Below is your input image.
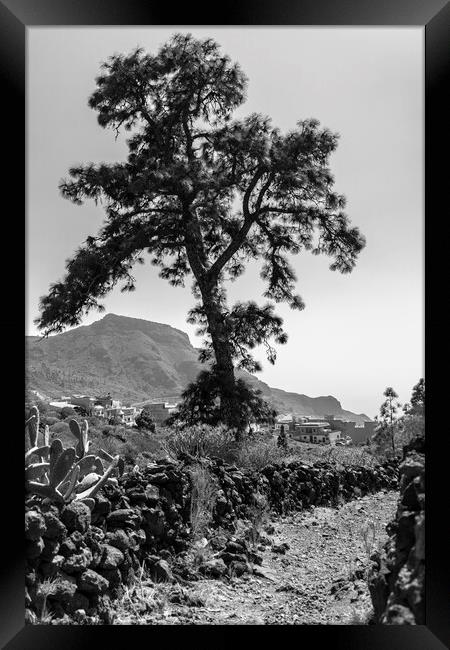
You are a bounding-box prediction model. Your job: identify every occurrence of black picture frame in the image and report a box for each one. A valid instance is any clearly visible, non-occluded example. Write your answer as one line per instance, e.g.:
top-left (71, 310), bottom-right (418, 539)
top-left (1, 0), bottom-right (448, 647)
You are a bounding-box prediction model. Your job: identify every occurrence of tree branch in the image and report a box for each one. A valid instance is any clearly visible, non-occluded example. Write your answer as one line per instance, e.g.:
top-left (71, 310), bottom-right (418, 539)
top-left (208, 168), bottom-right (265, 278)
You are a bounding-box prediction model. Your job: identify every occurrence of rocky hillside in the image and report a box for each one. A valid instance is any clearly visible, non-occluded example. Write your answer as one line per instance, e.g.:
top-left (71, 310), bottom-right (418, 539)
top-left (26, 313), bottom-right (370, 423)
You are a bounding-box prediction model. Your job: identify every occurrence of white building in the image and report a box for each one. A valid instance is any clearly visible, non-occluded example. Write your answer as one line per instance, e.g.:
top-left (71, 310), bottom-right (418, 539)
top-left (291, 421), bottom-right (342, 444)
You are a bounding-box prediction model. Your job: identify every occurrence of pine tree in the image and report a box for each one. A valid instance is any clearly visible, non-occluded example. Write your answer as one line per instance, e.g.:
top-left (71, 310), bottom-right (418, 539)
top-left (277, 424), bottom-right (289, 451)
top-left (403, 378), bottom-right (425, 417)
top-left (35, 34), bottom-right (365, 437)
top-left (377, 387), bottom-right (402, 455)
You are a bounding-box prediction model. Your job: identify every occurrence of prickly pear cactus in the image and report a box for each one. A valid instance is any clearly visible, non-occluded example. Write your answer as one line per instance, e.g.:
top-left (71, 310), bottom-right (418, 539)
top-left (25, 405), bottom-right (121, 504)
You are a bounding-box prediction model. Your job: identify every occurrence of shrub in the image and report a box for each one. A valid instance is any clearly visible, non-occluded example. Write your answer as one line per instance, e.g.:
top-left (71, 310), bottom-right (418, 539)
top-left (163, 424), bottom-right (237, 462)
top-left (60, 407), bottom-right (77, 419)
top-left (135, 408), bottom-right (156, 433)
top-left (46, 410), bottom-right (61, 420)
top-left (235, 439), bottom-right (286, 470)
top-left (94, 434), bottom-right (122, 458)
top-left (42, 416), bottom-right (59, 428)
top-left (49, 421), bottom-right (70, 436)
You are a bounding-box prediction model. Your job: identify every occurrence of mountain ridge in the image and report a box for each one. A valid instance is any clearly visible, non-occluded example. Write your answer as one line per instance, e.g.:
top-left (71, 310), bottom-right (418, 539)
top-left (26, 313), bottom-right (371, 423)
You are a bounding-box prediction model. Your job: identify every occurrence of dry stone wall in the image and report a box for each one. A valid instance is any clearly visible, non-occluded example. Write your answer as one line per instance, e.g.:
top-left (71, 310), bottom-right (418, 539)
top-left (368, 435), bottom-right (425, 624)
top-left (25, 456), bottom-right (399, 623)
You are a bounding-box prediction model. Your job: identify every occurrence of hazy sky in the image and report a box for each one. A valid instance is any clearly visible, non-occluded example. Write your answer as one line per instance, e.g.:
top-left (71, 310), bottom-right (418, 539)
top-left (27, 27), bottom-right (424, 417)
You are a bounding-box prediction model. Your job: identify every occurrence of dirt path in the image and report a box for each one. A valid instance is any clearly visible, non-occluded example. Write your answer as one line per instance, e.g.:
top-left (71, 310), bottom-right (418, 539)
top-left (117, 490), bottom-right (398, 625)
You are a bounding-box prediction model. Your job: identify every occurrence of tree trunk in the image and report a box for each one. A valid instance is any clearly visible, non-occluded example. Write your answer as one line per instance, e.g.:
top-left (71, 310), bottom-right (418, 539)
top-left (199, 278), bottom-right (246, 439)
top-left (182, 207), bottom-right (246, 439)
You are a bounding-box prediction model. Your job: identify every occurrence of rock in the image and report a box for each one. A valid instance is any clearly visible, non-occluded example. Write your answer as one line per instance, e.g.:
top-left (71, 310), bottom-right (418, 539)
top-left (145, 472), bottom-right (171, 485)
top-left (247, 551), bottom-right (263, 566)
top-left (25, 569), bottom-right (36, 589)
top-left (150, 559), bottom-right (173, 583)
top-left (99, 544), bottom-right (125, 570)
top-left (60, 501), bottom-right (91, 534)
top-left (215, 495), bottom-right (229, 516)
top-left (142, 507), bottom-right (166, 537)
top-left (26, 537), bottom-right (44, 559)
top-left (98, 567), bottom-right (121, 587)
top-left (272, 544), bottom-right (287, 555)
top-left (127, 488), bottom-right (147, 505)
top-left (73, 608), bottom-right (87, 622)
top-left (210, 534), bottom-right (228, 551)
top-left (92, 493), bottom-right (111, 519)
top-left (106, 508), bottom-right (140, 530)
top-left (62, 548), bottom-right (93, 574)
top-left (25, 511), bottom-right (46, 541)
top-left (199, 558), bottom-right (227, 578)
top-left (59, 537), bottom-right (78, 558)
top-left (145, 484), bottom-right (160, 505)
top-left (220, 552), bottom-right (248, 565)
top-left (229, 560), bottom-right (250, 577)
top-left (383, 603), bottom-right (417, 625)
top-left (40, 554), bottom-right (65, 579)
top-left (129, 528), bottom-right (147, 550)
top-left (225, 540), bottom-right (246, 554)
top-left (89, 526), bottom-right (105, 542)
top-left (78, 569), bottom-right (109, 595)
top-left (42, 511), bottom-right (67, 542)
top-left (67, 592), bottom-right (90, 614)
top-left (41, 537), bottom-right (60, 560)
top-left (46, 578), bottom-right (77, 606)
top-left (252, 565), bottom-right (277, 581)
top-left (105, 529), bottom-right (131, 551)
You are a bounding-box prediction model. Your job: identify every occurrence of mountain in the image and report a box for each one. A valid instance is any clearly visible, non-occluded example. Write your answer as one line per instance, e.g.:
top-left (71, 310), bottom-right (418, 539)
top-left (26, 313), bottom-right (371, 423)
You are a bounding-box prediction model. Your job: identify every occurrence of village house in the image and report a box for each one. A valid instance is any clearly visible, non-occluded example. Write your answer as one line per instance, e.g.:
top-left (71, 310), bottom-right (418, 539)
top-left (49, 400), bottom-right (79, 412)
top-left (140, 401), bottom-right (178, 425)
top-left (291, 421), bottom-right (342, 444)
top-left (274, 415), bottom-right (293, 431)
top-left (121, 407), bottom-right (137, 426)
top-left (324, 415), bottom-right (376, 444)
top-left (51, 393), bottom-right (138, 426)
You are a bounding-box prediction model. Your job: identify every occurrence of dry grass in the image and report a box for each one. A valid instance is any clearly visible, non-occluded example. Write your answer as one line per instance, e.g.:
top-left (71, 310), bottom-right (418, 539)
top-left (34, 577), bottom-right (59, 624)
top-left (244, 492), bottom-right (271, 548)
top-left (111, 564), bottom-right (171, 623)
top-left (189, 464), bottom-right (218, 540)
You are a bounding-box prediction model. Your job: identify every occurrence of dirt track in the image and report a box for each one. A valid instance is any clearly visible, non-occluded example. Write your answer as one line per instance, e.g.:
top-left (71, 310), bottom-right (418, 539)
top-left (116, 490), bottom-right (398, 625)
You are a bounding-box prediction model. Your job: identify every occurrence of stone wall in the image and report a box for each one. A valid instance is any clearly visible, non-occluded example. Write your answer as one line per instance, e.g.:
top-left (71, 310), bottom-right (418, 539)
top-left (368, 435), bottom-right (425, 624)
top-left (25, 456), bottom-right (399, 623)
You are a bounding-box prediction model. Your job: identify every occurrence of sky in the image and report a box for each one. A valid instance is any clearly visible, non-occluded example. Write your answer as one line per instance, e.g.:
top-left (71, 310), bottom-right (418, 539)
top-left (27, 27), bottom-right (424, 418)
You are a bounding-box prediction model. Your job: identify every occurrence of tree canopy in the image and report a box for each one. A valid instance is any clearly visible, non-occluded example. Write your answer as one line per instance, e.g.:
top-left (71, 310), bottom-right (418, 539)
top-left (135, 407), bottom-right (156, 432)
top-left (403, 378), bottom-right (425, 417)
top-left (35, 33), bottom-right (366, 434)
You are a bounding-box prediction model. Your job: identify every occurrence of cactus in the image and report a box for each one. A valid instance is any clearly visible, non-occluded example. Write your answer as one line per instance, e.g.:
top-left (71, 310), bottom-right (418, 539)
top-left (26, 406), bottom-right (40, 448)
top-left (73, 455), bottom-right (119, 501)
top-left (25, 445), bottom-right (50, 463)
top-left (25, 462), bottom-right (49, 481)
top-left (25, 405), bottom-right (122, 505)
top-left (68, 419), bottom-right (90, 458)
